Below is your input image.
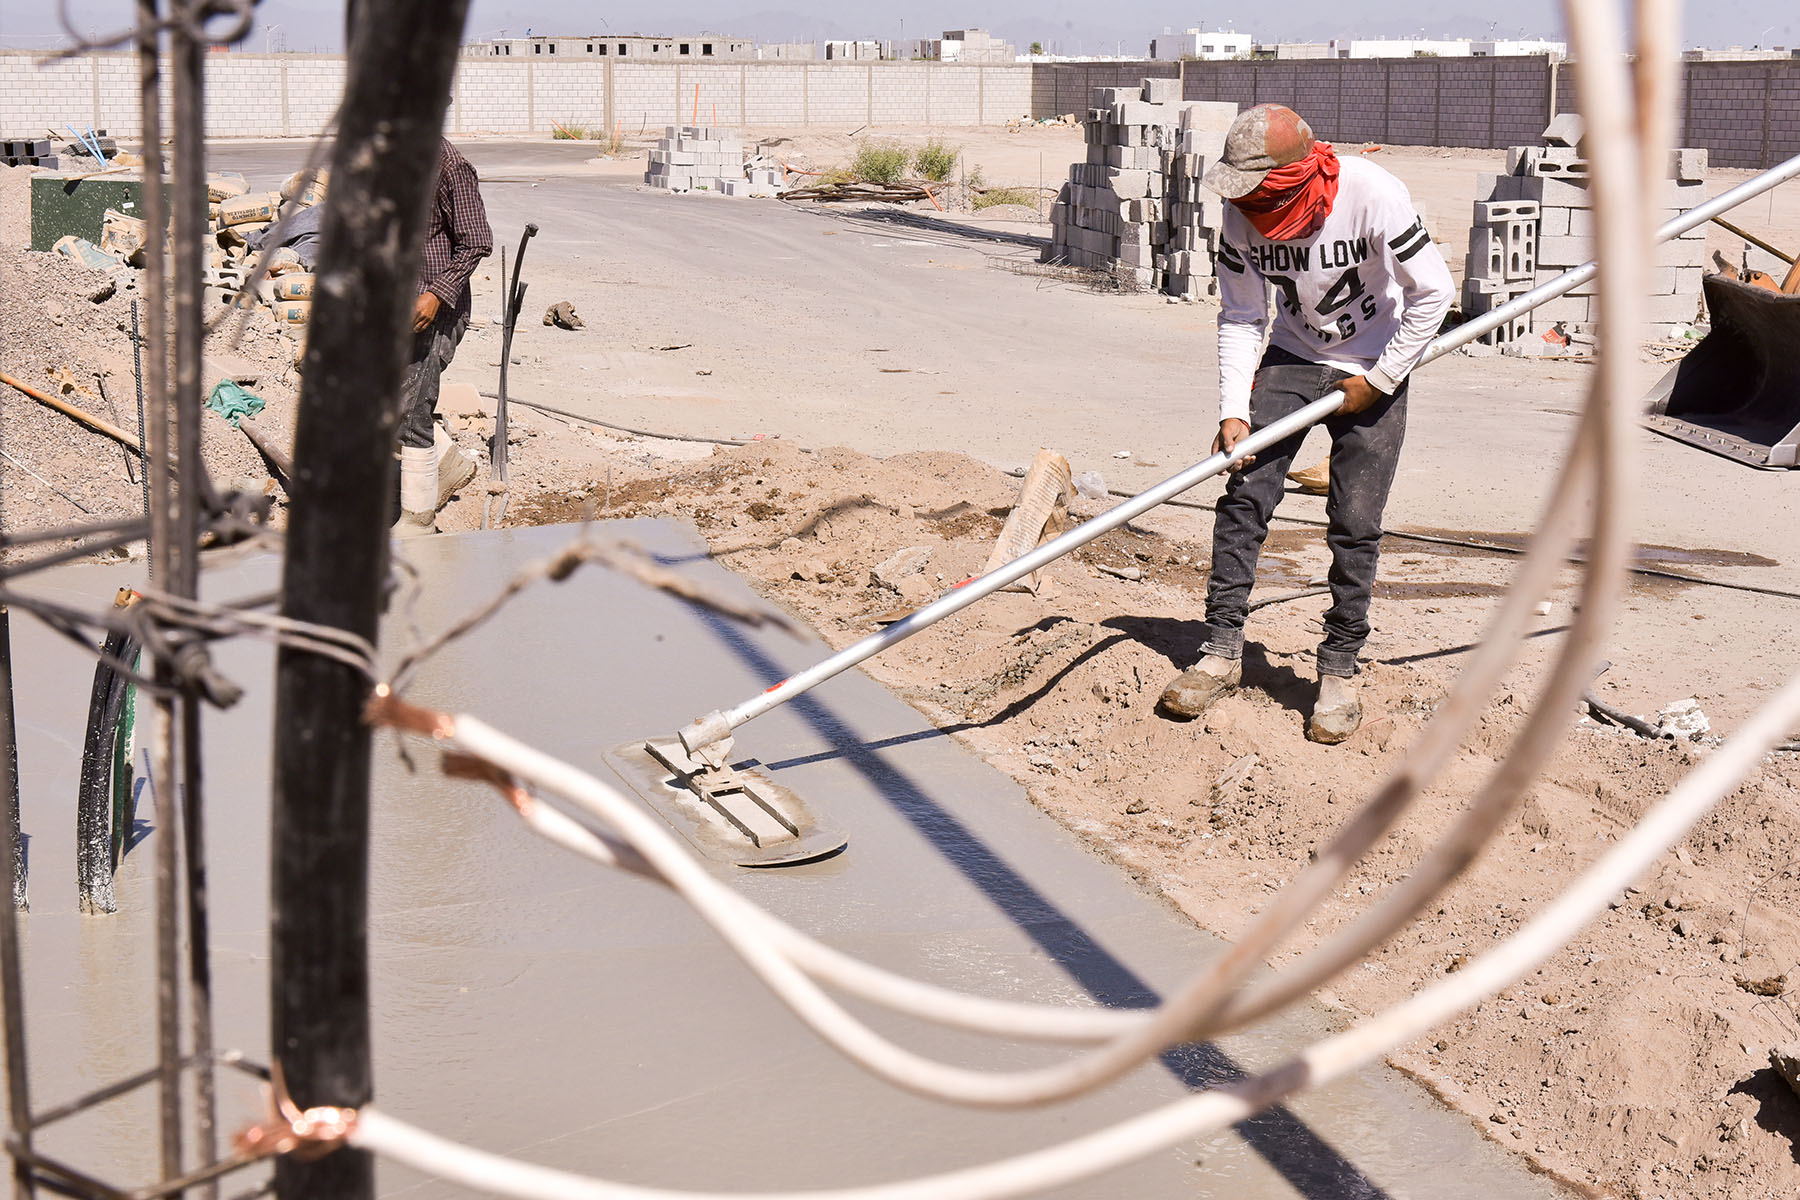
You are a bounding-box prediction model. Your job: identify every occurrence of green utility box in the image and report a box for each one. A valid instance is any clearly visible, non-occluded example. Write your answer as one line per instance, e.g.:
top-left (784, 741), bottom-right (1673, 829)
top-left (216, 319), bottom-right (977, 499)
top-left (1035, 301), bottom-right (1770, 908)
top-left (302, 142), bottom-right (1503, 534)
top-left (29, 174), bottom-right (167, 251)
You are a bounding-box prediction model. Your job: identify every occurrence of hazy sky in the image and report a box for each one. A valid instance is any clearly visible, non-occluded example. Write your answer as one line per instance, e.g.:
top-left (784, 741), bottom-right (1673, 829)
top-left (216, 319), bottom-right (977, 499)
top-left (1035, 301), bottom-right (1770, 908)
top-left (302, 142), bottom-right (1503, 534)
top-left (2, 1), bottom-right (1796, 55)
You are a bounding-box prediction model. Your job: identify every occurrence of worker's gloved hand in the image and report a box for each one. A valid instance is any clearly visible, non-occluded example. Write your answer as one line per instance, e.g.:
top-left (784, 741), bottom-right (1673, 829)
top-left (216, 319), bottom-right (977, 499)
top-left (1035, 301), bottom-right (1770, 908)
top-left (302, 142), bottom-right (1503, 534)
top-left (1339, 374), bottom-right (1382, 416)
top-left (412, 291), bottom-right (442, 333)
top-left (1213, 418), bottom-right (1254, 470)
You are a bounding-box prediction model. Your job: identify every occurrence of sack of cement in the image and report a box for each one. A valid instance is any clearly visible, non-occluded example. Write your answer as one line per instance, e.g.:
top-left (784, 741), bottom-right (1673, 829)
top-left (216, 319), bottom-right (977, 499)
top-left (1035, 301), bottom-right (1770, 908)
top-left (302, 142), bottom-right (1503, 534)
top-left (99, 207), bottom-right (148, 264)
top-left (52, 235), bottom-right (122, 271)
top-left (218, 192), bottom-right (280, 227)
top-left (984, 448), bottom-right (1074, 594)
top-left (272, 299), bottom-right (311, 326)
top-left (272, 273), bottom-right (314, 301)
top-left (207, 172), bottom-right (249, 202)
top-left (262, 246), bottom-right (306, 275)
top-left (279, 168), bottom-right (329, 207)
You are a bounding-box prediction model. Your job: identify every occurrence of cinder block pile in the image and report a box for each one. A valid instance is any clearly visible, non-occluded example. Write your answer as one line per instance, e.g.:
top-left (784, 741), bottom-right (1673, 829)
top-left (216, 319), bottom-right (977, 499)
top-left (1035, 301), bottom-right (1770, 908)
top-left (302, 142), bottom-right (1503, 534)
top-left (645, 125), bottom-right (751, 194)
top-left (1463, 113), bottom-right (1708, 348)
top-left (1, 138), bottom-right (58, 169)
top-left (1046, 79), bottom-right (1235, 298)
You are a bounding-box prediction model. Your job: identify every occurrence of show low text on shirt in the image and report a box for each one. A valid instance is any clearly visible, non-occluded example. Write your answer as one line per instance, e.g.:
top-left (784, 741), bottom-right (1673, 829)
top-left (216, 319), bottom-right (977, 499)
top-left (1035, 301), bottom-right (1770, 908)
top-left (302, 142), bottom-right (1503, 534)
top-left (1214, 155), bottom-right (1455, 425)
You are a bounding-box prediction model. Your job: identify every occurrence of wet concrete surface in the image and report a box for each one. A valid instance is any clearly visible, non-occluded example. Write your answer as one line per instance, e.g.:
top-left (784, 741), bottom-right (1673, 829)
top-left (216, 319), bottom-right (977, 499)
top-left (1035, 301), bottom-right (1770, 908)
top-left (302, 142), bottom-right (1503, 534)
top-left (2, 519), bottom-right (1567, 1197)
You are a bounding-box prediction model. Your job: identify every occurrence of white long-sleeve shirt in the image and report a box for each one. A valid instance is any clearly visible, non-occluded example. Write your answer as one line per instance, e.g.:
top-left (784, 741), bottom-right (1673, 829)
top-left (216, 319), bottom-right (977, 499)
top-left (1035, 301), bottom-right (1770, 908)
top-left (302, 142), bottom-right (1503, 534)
top-left (1214, 156), bottom-right (1454, 424)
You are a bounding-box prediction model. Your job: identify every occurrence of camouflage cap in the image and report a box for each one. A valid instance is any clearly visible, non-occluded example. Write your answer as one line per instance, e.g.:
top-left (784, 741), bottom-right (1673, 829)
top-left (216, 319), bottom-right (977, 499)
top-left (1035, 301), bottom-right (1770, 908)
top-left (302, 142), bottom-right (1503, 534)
top-left (1201, 104), bottom-right (1317, 200)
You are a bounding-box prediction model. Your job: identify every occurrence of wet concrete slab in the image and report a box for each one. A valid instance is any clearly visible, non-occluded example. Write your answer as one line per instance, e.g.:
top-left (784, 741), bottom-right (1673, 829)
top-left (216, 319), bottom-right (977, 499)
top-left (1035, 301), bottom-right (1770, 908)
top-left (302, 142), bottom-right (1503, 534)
top-left (4, 519), bottom-right (1566, 1197)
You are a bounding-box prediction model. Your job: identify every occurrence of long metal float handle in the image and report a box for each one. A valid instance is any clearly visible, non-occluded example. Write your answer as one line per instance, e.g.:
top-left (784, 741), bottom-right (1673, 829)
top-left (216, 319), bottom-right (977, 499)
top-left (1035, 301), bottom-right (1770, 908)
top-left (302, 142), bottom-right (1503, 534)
top-left (678, 151), bottom-right (1800, 754)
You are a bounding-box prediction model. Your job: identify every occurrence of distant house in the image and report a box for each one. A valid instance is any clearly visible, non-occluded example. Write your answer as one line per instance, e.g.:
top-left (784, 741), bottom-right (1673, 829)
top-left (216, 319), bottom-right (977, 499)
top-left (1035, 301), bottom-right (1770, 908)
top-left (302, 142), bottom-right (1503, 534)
top-left (464, 34), bottom-right (755, 60)
top-left (823, 40), bottom-right (882, 61)
top-left (1150, 29), bottom-right (1253, 61)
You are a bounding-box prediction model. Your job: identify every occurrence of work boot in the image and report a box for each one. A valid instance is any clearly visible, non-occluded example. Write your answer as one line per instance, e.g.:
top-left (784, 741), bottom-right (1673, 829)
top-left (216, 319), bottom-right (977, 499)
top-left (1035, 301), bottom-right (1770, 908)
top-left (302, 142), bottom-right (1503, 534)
top-left (1307, 674), bottom-right (1362, 744)
top-left (1157, 654), bottom-right (1242, 720)
top-left (394, 444), bottom-right (438, 538)
top-left (435, 435), bottom-right (477, 509)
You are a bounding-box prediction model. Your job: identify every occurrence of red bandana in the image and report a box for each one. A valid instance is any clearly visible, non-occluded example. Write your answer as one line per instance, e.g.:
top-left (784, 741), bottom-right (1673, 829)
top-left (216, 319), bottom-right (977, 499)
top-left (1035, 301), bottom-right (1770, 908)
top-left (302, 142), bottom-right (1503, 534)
top-left (1232, 141), bottom-right (1341, 241)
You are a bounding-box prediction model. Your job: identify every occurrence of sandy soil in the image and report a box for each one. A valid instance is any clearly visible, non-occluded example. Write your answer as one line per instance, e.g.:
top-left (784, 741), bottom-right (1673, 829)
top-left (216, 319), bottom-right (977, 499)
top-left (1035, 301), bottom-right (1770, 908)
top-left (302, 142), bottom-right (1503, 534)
top-left (504, 435), bottom-right (1800, 1200)
top-left (0, 166), bottom-right (308, 565)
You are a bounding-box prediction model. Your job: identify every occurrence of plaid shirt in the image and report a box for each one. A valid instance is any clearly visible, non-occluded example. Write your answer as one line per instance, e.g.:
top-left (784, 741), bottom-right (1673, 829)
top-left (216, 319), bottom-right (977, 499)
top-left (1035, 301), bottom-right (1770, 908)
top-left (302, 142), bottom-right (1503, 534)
top-left (418, 139), bottom-right (492, 319)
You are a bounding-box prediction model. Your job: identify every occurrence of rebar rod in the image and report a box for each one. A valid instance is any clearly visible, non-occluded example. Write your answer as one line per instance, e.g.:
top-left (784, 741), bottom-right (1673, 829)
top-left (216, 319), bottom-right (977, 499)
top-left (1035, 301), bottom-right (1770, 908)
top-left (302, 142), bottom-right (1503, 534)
top-left (132, 0), bottom-right (184, 1182)
top-left (132, 301), bottom-right (152, 577)
top-left (168, 6), bottom-right (219, 1188)
top-left (677, 147), bottom-right (1800, 754)
top-left (269, 3), bottom-right (471, 1197)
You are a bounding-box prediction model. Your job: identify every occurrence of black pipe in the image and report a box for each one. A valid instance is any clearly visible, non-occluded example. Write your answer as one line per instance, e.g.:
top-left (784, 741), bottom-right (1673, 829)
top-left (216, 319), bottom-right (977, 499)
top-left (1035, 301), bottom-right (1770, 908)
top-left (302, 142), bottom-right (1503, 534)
top-left (76, 628), bottom-right (136, 915)
top-left (269, 5), bottom-right (469, 1198)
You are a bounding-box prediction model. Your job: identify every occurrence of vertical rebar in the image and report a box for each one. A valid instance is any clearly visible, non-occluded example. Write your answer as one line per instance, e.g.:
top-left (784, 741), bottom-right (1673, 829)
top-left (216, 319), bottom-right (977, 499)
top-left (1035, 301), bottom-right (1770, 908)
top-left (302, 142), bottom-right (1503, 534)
top-left (168, 4), bottom-right (218, 1188)
top-left (0, 610), bottom-right (34, 1200)
top-left (134, 0), bottom-right (183, 1184)
top-left (270, 4), bottom-right (470, 1197)
top-left (131, 301), bottom-right (152, 579)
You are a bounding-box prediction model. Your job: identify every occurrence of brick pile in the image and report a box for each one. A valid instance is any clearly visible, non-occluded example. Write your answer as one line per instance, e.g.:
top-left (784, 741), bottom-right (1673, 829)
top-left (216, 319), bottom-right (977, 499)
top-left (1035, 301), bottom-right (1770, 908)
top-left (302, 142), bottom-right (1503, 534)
top-left (1046, 79), bottom-right (1236, 298)
top-left (1463, 114), bottom-right (1708, 349)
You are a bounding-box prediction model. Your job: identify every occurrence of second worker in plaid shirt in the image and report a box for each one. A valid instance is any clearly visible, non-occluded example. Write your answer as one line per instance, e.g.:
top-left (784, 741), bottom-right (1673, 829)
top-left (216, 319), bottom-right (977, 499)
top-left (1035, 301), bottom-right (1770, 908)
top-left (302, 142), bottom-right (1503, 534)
top-left (395, 138), bottom-right (493, 536)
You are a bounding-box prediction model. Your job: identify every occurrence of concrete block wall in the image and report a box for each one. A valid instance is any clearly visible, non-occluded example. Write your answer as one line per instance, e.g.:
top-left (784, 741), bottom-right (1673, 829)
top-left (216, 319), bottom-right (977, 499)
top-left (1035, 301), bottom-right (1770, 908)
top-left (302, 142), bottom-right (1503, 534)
top-left (982, 67), bottom-right (1033, 120)
top-left (873, 64), bottom-right (931, 124)
top-left (3, 50), bottom-right (1792, 157)
top-left (805, 64), bottom-right (869, 124)
top-left (532, 62), bottom-right (604, 131)
top-left (613, 64), bottom-right (681, 130)
top-left (283, 57), bottom-right (346, 136)
top-left (1, 51), bottom-right (1063, 139)
top-left (204, 55), bottom-right (285, 137)
top-left (680, 65), bottom-right (748, 126)
top-left (95, 57), bottom-right (143, 137)
top-left (1169, 56), bottom-right (1558, 150)
top-left (0, 54), bottom-right (104, 141)
top-left (931, 67), bottom-right (982, 125)
top-left (743, 65), bottom-right (807, 125)
top-left (1031, 62), bottom-right (1179, 118)
top-left (1556, 58), bottom-right (1800, 169)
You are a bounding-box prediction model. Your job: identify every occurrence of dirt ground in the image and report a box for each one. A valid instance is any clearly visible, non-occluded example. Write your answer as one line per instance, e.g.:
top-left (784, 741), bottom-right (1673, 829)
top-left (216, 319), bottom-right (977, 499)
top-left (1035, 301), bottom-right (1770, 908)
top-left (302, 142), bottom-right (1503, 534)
top-left (8, 134), bottom-right (1800, 1199)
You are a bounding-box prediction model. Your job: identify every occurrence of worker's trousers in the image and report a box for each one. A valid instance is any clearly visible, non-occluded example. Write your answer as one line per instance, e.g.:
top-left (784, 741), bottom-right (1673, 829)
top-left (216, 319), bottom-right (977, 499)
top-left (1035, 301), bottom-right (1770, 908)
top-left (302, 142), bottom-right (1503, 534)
top-left (1197, 345), bottom-right (1408, 678)
top-left (398, 309), bottom-right (468, 450)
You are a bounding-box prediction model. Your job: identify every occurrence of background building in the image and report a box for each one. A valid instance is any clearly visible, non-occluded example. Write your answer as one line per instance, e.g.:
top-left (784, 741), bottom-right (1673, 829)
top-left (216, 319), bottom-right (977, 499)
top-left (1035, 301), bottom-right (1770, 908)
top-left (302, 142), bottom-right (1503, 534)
top-left (464, 34), bottom-right (755, 60)
top-left (1150, 29), bottom-right (1253, 61)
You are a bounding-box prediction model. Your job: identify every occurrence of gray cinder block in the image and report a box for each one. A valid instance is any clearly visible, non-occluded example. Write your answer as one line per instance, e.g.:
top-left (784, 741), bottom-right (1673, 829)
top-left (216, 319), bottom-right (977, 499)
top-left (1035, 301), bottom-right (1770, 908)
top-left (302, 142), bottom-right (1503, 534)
top-left (1141, 77), bottom-right (1182, 105)
top-left (1542, 112), bottom-right (1585, 147)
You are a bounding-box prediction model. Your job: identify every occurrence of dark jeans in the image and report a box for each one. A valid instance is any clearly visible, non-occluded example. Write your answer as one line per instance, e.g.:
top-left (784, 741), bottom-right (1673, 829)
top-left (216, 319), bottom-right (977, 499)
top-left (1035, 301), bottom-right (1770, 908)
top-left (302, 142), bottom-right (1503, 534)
top-left (398, 310), bottom-right (467, 450)
top-left (1199, 345), bottom-right (1408, 678)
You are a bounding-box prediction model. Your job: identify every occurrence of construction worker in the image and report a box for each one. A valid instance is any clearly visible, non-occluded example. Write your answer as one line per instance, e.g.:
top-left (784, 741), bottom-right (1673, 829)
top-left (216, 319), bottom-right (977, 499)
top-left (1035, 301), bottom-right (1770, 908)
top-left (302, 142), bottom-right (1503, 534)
top-left (395, 137), bottom-right (492, 536)
top-left (1159, 104), bottom-right (1453, 743)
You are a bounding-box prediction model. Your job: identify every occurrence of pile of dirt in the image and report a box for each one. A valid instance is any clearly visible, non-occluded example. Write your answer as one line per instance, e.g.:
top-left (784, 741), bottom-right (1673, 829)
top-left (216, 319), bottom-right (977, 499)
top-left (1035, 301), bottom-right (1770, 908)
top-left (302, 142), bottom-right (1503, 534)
top-left (514, 437), bottom-right (1800, 1200)
top-left (0, 166), bottom-right (308, 563)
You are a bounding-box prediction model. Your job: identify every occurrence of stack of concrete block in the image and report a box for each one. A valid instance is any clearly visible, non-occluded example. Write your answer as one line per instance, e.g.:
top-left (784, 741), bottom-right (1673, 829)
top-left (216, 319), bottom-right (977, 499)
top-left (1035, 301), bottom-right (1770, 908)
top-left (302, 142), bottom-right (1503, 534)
top-left (645, 125), bottom-right (746, 194)
top-left (1, 138), bottom-right (57, 169)
top-left (1465, 113), bottom-right (1708, 346)
top-left (1162, 102), bottom-right (1235, 298)
top-left (1460, 197), bottom-right (1541, 344)
top-left (1046, 78), bottom-right (1235, 298)
top-left (721, 155), bottom-right (782, 198)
